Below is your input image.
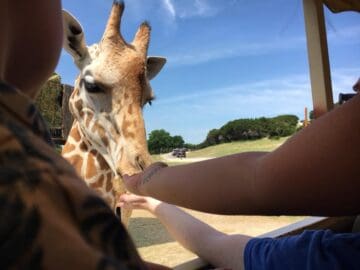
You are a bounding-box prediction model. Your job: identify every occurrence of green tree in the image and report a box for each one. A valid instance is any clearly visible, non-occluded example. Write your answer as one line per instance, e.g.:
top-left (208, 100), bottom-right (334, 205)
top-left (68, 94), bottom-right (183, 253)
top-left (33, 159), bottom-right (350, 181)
top-left (35, 73), bottom-right (62, 127)
top-left (148, 129), bottom-right (173, 154)
top-left (309, 110), bottom-right (314, 120)
top-left (171, 135), bottom-right (185, 148)
top-left (272, 114), bottom-right (299, 127)
top-left (206, 129), bottom-right (221, 146)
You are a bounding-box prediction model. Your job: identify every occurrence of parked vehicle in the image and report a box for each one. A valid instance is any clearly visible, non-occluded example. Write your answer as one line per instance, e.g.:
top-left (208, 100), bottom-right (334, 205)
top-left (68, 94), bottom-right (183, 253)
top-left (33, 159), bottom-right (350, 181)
top-left (172, 148), bottom-right (187, 158)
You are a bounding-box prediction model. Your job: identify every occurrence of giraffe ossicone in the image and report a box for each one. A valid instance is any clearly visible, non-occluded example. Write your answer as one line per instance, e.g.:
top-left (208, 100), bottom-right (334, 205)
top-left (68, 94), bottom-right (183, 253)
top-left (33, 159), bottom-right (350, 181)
top-left (61, 1), bottom-right (166, 226)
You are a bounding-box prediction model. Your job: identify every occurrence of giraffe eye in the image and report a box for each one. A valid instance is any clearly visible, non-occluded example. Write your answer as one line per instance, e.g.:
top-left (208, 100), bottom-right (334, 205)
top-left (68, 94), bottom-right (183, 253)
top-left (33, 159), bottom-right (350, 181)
top-left (83, 80), bottom-right (103, 93)
top-left (147, 96), bottom-right (155, 106)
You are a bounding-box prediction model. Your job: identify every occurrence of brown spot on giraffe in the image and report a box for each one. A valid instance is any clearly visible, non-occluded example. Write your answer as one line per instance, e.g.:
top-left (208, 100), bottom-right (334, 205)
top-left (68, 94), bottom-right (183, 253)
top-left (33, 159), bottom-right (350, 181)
top-left (79, 141), bottom-right (88, 152)
top-left (122, 119), bottom-right (131, 130)
top-left (90, 174), bottom-right (104, 189)
top-left (106, 171), bottom-right (113, 181)
top-left (105, 176), bottom-right (112, 192)
top-left (97, 153), bottom-right (109, 170)
top-left (91, 122), bottom-right (101, 133)
top-left (69, 124), bottom-right (82, 142)
top-left (102, 137), bottom-right (109, 147)
top-left (93, 124), bottom-right (109, 147)
top-left (75, 99), bottom-right (83, 112)
top-left (66, 155), bottom-right (83, 174)
top-left (62, 142), bottom-right (75, 153)
top-left (132, 120), bottom-right (138, 128)
top-left (110, 127), bottom-right (118, 140)
top-left (125, 131), bottom-right (135, 139)
top-left (127, 104), bottom-right (133, 115)
top-left (122, 119), bottom-right (136, 139)
top-left (85, 153), bottom-right (97, 179)
top-left (105, 115), bottom-right (112, 122)
top-left (85, 111), bottom-right (94, 127)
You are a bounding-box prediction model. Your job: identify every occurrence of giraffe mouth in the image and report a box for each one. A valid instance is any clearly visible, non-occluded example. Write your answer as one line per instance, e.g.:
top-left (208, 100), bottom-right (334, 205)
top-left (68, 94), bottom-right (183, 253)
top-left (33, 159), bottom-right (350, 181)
top-left (116, 156), bottom-right (147, 177)
top-left (135, 155), bottom-right (146, 172)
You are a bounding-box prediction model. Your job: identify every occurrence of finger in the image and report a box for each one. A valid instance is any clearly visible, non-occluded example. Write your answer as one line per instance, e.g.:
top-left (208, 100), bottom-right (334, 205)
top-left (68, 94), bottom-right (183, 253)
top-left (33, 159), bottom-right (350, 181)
top-left (118, 202), bottom-right (124, 207)
top-left (122, 174), bottom-right (142, 194)
top-left (119, 193), bottom-right (146, 204)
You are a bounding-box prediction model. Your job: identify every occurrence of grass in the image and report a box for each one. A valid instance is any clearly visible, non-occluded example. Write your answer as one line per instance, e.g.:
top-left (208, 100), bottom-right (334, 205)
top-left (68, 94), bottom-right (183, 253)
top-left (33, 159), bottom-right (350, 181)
top-left (187, 137), bottom-right (289, 158)
top-left (151, 136), bottom-right (290, 164)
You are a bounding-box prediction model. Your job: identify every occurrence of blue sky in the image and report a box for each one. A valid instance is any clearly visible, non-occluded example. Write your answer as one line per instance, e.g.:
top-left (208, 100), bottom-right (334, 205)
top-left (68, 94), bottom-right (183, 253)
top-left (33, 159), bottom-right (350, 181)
top-left (56, 0), bottom-right (360, 144)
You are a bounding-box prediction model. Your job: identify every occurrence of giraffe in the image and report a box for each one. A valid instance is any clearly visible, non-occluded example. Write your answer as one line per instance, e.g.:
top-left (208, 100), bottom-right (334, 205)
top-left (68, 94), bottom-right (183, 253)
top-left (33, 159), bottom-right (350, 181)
top-left (61, 0), bottom-right (166, 226)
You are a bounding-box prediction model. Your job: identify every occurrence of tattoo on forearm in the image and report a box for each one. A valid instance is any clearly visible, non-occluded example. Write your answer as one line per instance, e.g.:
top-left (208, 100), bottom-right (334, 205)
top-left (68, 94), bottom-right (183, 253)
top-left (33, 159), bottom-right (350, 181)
top-left (140, 166), bottom-right (165, 186)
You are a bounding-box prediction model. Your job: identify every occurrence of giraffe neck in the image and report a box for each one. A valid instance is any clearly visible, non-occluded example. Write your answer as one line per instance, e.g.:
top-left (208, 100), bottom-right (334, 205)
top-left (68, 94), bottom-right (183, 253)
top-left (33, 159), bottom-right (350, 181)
top-left (62, 121), bottom-right (117, 207)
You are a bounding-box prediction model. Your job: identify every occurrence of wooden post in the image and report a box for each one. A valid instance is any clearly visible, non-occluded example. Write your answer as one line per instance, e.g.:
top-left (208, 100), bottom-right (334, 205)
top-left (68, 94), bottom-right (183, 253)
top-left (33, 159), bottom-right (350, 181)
top-left (303, 0), bottom-right (333, 118)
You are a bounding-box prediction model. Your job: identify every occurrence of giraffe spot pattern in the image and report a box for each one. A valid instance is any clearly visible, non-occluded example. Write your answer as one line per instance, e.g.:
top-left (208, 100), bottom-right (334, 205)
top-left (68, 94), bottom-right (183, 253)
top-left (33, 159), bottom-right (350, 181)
top-left (127, 105), bottom-right (133, 115)
top-left (90, 175), bottom-right (105, 189)
top-left (75, 99), bottom-right (83, 112)
top-left (102, 137), bottom-right (110, 147)
top-left (66, 154), bottom-right (83, 173)
top-left (105, 176), bottom-right (112, 193)
top-left (63, 142), bottom-right (76, 153)
top-left (70, 123), bottom-right (82, 142)
top-left (97, 154), bottom-right (109, 171)
top-left (121, 119), bottom-right (133, 139)
top-left (86, 153), bottom-right (97, 179)
top-left (85, 111), bottom-right (94, 127)
top-left (80, 141), bottom-right (89, 152)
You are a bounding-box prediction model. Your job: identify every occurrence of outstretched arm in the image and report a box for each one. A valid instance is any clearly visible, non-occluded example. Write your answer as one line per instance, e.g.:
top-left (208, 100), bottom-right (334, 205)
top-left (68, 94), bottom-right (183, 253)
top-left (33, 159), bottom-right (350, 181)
top-left (124, 94), bottom-right (360, 216)
top-left (119, 194), bottom-right (251, 270)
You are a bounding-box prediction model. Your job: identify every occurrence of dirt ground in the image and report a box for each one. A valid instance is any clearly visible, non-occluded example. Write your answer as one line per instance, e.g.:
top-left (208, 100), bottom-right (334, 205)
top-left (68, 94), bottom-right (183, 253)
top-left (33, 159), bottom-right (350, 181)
top-left (128, 208), bottom-right (305, 268)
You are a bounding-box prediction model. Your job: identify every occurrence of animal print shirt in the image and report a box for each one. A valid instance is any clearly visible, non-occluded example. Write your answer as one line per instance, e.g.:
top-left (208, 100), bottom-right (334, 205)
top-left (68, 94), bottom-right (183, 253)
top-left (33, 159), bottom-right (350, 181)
top-left (0, 82), bottom-right (147, 270)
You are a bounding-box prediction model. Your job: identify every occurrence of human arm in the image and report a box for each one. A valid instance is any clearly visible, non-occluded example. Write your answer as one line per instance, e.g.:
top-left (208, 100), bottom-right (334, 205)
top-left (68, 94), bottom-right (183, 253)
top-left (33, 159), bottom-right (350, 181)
top-left (124, 94), bottom-right (360, 216)
top-left (119, 193), bottom-right (251, 270)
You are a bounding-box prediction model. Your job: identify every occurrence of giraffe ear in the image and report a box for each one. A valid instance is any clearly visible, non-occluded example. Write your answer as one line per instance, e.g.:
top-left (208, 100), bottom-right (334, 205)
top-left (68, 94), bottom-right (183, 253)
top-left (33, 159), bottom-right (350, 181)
top-left (62, 10), bottom-right (90, 69)
top-left (146, 57), bottom-right (166, 80)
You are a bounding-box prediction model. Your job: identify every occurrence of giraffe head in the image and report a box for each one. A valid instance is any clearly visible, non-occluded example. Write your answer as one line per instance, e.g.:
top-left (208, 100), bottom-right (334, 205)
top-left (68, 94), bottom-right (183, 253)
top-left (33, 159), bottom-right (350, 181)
top-left (62, 1), bottom-right (166, 177)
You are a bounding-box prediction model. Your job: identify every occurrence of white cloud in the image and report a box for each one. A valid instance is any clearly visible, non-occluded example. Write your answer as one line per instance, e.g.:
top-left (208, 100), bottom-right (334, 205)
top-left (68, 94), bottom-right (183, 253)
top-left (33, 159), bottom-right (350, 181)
top-left (159, 0), bottom-right (220, 21)
top-left (177, 0), bottom-right (219, 18)
top-left (162, 0), bottom-right (176, 19)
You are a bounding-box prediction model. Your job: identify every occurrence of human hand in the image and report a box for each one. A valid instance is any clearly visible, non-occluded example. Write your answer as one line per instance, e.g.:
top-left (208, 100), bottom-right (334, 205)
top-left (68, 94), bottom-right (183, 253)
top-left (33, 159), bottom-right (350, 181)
top-left (122, 162), bottom-right (168, 195)
top-left (118, 193), bottom-right (162, 214)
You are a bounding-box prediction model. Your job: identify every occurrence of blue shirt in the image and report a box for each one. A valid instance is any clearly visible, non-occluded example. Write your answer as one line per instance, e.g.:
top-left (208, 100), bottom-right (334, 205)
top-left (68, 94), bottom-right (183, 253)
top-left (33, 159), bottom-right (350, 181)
top-left (244, 230), bottom-right (360, 270)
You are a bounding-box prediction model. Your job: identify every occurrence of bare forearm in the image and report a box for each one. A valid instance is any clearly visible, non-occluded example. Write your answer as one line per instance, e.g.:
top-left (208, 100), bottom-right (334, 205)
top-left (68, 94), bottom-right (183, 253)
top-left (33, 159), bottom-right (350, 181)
top-left (143, 152), bottom-right (267, 214)
top-left (152, 203), bottom-right (249, 270)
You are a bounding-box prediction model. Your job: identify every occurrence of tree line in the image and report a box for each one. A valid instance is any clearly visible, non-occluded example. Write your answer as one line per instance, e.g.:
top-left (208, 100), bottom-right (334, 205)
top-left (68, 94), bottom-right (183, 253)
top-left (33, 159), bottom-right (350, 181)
top-left (148, 114), bottom-right (300, 154)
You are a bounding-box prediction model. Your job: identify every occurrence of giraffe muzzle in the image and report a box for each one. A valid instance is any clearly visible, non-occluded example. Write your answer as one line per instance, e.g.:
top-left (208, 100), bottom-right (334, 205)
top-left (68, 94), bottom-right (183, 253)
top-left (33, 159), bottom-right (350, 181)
top-left (135, 155), bottom-right (146, 171)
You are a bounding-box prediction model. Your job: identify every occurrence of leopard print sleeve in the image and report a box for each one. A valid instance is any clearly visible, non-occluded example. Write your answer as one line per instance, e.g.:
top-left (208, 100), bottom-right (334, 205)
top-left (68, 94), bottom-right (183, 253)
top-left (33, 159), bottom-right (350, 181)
top-left (0, 86), bottom-right (148, 270)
